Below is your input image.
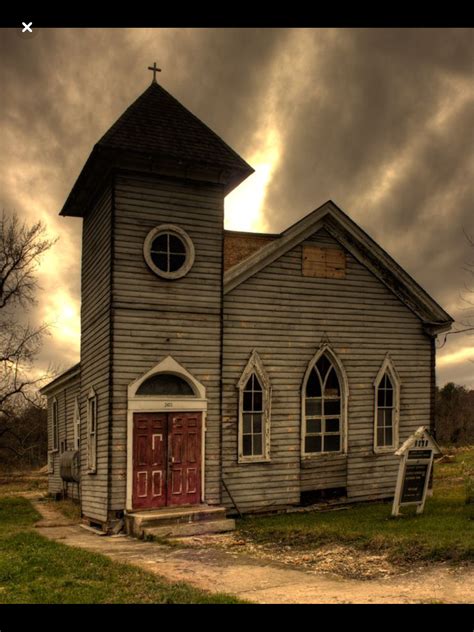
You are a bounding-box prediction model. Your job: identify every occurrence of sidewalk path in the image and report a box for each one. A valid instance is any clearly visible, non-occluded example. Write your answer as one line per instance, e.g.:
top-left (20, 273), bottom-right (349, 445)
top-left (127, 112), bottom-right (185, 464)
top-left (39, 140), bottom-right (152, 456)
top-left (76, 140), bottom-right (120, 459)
top-left (32, 499), bottom-right (474, 604)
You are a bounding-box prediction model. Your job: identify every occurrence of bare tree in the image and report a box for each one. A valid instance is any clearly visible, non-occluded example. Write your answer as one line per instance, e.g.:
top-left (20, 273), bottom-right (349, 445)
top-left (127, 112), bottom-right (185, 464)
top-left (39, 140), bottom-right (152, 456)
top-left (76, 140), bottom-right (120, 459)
top-left (0, 211), bottom-right (56, 437)
top-left (438, 229), bottom-right (474, 349)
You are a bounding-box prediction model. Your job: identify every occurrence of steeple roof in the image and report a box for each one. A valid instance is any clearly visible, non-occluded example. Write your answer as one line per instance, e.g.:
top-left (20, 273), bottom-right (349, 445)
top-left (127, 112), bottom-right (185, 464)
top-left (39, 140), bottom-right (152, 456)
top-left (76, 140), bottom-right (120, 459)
top-left (60, 82), bottom-right (254, 217)
top-left (98, 82), bottom-right (252, 173)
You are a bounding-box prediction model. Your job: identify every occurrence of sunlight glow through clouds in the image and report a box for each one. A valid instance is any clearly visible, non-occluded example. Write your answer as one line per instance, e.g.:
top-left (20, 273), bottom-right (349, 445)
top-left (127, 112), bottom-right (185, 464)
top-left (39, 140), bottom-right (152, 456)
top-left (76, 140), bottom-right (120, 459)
top-left (225, 128), bottom-right (282, 232)
top-left (42, 288), bottom-right (81, 351)
top-left (37, 242), bottom-right (81, 356)
top-left (437, 345), bottom-right (474, 368)
top-left (225, 29), bottom-right (324, 233)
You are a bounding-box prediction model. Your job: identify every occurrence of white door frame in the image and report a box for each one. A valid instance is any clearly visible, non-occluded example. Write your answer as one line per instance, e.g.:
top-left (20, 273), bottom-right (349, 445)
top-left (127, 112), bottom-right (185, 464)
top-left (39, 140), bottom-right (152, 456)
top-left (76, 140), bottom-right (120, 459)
top-left (126, 356), bottom-right (207, 512)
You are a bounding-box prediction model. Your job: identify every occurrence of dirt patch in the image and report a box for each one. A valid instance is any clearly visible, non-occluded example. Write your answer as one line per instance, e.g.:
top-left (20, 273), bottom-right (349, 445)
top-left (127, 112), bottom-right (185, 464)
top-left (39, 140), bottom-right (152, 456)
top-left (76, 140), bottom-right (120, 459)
top-left (169, 532), bottom-right (443, 581)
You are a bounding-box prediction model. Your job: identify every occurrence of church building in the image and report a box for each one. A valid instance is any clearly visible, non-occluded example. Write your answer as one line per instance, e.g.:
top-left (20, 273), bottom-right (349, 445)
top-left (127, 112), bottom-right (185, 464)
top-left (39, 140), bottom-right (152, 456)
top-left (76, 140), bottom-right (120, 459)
top-left (41, 71), bottom-right (453, 534)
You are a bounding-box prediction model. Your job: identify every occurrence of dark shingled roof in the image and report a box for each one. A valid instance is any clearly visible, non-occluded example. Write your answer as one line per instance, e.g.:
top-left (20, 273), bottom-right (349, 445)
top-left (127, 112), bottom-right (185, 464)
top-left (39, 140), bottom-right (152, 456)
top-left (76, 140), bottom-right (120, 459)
top-left (60, 81), bottom-right (254, 217)
top-left (98, 82), bottom-right (252, 172)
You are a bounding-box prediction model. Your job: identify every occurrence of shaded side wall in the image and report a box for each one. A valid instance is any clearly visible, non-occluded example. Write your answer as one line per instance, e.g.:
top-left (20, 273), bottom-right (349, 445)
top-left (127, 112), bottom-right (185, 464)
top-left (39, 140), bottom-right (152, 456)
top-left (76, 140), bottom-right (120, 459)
top-left (79, 185), bottom-right (113, 523)
top-left (47, 373), bottom-right (80, 501)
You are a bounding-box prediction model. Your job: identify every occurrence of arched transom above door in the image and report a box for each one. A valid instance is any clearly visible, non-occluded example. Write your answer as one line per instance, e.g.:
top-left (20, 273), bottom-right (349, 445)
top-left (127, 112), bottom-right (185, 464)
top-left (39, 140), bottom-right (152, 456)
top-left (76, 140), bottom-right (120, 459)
top-left (128, 355), bottom-right (206, 404)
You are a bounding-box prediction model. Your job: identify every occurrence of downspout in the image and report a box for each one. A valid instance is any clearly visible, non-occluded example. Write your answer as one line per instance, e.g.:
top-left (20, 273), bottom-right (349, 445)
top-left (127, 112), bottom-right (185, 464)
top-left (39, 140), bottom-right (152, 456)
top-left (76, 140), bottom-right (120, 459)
top-left (430, 335), bottom-right (437, 438)
top-left (219, 196), bottom-right (225, 506)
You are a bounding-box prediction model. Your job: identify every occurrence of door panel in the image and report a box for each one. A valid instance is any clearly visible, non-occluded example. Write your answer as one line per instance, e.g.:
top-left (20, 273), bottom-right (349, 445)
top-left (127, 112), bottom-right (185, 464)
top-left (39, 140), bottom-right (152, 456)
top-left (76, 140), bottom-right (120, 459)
top-left (132, 413), bottom-right (167, 509)
top-left (168, 413), bottom-right (202, 506)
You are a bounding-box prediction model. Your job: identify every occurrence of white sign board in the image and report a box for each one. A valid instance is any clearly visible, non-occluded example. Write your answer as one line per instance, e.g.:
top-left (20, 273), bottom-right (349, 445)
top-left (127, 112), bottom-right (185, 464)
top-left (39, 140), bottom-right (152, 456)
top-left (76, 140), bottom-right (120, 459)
top-left (392, 427), bottom-right (441, 517)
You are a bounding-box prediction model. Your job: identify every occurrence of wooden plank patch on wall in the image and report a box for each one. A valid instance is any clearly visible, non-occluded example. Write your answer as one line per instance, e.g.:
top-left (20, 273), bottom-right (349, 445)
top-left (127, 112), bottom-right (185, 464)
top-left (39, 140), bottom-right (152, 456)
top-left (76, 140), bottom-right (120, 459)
top-left (302, 245), bottom-right (346, 279)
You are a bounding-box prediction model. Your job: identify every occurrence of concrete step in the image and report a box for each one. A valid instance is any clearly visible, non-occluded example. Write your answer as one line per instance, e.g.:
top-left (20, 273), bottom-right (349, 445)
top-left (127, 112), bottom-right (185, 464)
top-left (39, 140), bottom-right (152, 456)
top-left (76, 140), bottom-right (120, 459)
top-left (126, 505), bottom-right (230, 537)
top-left (143, 518), bottom-right (236, 539)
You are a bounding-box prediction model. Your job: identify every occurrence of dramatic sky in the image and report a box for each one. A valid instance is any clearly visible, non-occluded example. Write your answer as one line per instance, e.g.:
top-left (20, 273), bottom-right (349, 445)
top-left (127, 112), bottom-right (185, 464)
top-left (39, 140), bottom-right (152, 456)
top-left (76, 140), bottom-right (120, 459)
top-left (2, 27), bottom-right (473, 387)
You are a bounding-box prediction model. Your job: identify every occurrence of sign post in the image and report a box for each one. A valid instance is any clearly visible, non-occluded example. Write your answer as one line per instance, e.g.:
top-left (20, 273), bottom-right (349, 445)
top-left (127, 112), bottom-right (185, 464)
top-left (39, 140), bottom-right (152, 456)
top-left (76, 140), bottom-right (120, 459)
top-left (392, 426), bottom-right (441, 517)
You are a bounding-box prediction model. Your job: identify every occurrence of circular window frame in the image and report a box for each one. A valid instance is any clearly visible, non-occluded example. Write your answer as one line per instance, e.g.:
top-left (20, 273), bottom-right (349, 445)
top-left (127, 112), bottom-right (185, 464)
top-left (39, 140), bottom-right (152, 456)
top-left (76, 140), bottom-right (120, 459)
top-left (143, 224), bottom-right (195, 280)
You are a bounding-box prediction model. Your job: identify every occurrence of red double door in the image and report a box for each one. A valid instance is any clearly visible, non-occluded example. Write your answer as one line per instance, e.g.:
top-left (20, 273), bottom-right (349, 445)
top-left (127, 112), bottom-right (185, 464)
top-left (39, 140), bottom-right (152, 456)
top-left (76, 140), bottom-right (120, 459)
top-left (132, 412), bottom-right (202, 510)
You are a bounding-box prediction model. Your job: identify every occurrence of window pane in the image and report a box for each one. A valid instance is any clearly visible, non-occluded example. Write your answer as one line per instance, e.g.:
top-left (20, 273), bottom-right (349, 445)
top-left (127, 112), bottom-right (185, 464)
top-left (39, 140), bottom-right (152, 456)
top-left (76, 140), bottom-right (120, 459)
top-left (325, 418), bottom-right (340, 433)
top-left (253, 376), bottom-right (263, 392)
top-left (137, 373), bottom-right (194, 396)
top-left (324, 435), bottom-right (340, 452)
top-left (169, 253), bottom-right (186, 272)
top-left (151, 252), bottom-right (168, 271)
top-left (324, 399), bottom-right (340, 415)
top-left (307, 418), bottom-right (321, 434)
top-left (253, 390), bottom-right (263, 411)
top-left (243, 391), bottom-right (252, 411)
top-left (377, 428), bottom-right (384, 446)
top-left (243, 414), bottom-right (252, 434)
top-left (152, 234), bottom-right (168, 251)
top-left (253, 413), bottom-right (262, 434)
top-left (385, 427), bottom-right (393, 446)
top-left (316, 354), bottom-right (331, 380)
top-left (305, 398), bottom-right (322, 416)
top-left (384, 408), bottom-right (393, 428)
top-left (325, 368), bottom-right (340, 397)
top-left (243, 435), bottom-right (252, 456)
top-left (305, 435), bottom-right (322, 453)
top-left (377, 387), bottom-right (385, 407)
top-left (169, 234), bottom-right (186, 253)
top-left (253, 434), bottom-right (263, 456)
top-left (376, 408), bottom-right (385, 429)
top-left (306, 369), bottom-right (321, 397)
top-left (385, 387), bottom-right (393, 408)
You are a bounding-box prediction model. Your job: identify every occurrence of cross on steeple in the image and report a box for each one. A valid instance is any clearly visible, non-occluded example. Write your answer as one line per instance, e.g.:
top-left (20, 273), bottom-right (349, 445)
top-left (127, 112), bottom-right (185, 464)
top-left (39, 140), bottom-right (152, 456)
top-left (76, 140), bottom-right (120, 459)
top-left (148, 62), bottom-right (162, 83)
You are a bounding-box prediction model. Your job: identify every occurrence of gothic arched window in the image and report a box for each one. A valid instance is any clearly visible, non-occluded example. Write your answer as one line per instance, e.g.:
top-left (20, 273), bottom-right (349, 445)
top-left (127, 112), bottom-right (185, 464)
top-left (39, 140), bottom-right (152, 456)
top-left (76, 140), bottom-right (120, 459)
top-left (302, 346), bottom-right (348, 456)
top-left (237, 351), bottom-right (271, 463)
top-left (374, 355), bottom-right (400, 452)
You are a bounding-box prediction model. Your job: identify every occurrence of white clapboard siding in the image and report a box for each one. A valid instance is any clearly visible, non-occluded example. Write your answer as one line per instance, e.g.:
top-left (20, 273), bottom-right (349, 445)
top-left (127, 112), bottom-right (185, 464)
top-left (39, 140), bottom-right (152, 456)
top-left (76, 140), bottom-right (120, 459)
top-left (108, 173), bottom-right (225, 510)
top-left (221, 229), bottom-right (432, 511)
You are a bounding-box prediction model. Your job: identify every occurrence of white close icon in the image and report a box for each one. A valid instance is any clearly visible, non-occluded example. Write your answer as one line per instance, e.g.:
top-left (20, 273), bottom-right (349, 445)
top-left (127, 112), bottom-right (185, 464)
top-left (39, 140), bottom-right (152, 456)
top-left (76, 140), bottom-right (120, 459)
top-left (21, 22), bottom-right (33, 33)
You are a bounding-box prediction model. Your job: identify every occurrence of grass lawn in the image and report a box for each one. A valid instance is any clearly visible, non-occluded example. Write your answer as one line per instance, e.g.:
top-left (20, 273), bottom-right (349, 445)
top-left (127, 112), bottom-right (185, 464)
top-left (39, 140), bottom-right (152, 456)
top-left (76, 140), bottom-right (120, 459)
top-left (0, 497), bottom-right (245, 604)
top-left (236, 446), bottom-right (474, 564)
top-left (0, 472), bottom-right (47, 495)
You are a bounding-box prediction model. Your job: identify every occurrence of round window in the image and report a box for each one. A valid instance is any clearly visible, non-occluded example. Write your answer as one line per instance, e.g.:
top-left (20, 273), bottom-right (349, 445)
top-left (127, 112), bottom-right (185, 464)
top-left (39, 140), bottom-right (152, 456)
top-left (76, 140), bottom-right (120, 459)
top-left (143, 225), bottom-right (195, 279)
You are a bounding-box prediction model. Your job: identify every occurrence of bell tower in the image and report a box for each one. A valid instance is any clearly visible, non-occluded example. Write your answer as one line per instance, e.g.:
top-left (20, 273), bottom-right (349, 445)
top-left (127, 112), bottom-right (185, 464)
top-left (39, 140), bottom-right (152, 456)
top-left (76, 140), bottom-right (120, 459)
top-left (60, 68), bottom-right (253, 528)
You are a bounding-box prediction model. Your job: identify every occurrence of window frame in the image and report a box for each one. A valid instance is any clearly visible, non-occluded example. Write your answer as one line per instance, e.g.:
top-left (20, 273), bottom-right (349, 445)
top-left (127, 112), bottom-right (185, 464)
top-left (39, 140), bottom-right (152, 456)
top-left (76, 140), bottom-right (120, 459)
top-left (301, 345), bottom-right (349, 459)
top-left (237, 350), bottom-right (271, 464)
top-left (73, 396), bottom-right (81, 452)
top-left (373, 354), bottom-right (401, 454)
top-left (143, 224), bottom-right (195, 280)
top-left (52, 397), bottom-right (59, 452)
top-left (87, 387), bottom-right (98, 473)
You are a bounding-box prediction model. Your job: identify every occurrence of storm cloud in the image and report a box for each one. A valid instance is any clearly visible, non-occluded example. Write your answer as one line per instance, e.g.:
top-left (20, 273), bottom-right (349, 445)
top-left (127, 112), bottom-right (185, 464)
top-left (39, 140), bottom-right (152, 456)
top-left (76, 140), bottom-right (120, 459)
top-left (1, 27), bottom-right (473, 386)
